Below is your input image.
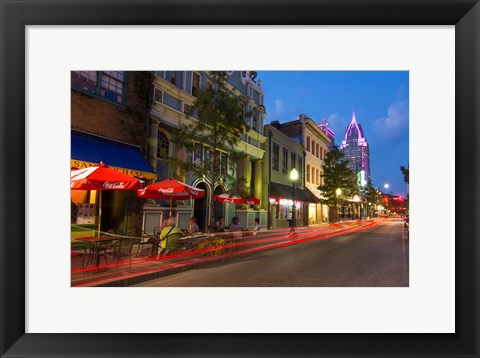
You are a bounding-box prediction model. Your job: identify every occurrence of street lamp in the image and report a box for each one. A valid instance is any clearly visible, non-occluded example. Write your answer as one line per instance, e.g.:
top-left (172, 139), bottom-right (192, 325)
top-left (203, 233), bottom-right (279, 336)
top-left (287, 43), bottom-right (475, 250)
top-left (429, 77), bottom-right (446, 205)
top-left (335, 188), bottom-right (342, 222)
top-left (289, 168), bottom-right (299, 233)
top-left (384, 183), bottom-right (389, 189)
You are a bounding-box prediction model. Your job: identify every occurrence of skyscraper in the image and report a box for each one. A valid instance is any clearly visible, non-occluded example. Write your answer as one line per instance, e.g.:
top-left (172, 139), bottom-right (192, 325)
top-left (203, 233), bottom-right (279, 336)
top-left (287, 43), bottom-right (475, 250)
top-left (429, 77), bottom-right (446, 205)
top-left (340, 112), bottom-right (370, 183)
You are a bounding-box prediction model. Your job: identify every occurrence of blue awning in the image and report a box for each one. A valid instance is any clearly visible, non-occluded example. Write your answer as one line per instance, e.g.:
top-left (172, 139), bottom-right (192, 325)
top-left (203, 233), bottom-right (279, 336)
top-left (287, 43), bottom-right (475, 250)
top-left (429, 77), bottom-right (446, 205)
top-left (71, 131), bottom-right (156, 180)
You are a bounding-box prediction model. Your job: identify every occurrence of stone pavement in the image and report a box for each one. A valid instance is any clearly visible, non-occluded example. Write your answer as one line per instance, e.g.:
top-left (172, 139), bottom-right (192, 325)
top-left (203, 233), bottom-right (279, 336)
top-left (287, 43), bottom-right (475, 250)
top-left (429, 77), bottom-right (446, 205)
top-left (71, 219), bottom-right (383, 287)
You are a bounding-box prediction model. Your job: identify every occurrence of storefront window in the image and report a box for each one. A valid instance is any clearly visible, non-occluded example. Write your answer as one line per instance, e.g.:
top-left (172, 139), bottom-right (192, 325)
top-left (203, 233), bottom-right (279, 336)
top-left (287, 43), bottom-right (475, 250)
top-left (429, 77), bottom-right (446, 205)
top-left (71, 190), bottom-right (96, 224)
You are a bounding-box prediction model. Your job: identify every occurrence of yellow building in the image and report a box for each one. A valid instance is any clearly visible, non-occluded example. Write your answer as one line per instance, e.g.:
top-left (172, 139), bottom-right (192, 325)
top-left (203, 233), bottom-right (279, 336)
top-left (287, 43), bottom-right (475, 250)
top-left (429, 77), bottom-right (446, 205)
top-left (270, 114), bottom-right (331, 224)
top-left (143, 71), bottom-right (267, 233)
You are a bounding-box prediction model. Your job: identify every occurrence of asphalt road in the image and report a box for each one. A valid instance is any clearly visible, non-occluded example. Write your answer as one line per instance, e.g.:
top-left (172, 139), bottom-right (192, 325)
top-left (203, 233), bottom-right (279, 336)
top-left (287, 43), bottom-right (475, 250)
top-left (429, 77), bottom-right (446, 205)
top-left (133, 220), bottom-right (409, 287)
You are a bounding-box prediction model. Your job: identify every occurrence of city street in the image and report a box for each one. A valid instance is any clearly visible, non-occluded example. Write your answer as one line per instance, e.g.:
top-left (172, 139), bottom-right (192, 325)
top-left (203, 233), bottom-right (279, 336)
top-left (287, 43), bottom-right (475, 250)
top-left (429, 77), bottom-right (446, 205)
top-left (133, 219), bottom-right (408, 287)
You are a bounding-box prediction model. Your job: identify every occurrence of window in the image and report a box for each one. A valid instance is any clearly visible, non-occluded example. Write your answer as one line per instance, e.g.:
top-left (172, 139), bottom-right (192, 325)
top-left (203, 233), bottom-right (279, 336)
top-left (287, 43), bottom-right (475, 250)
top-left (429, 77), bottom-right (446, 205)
top-left (319, 147), bottom-right (323, 160)
top-left (239, 103), bottom-right (245, 121)
top-left (193, 143), bottom-right (203, 168)
top-left (306, 164), bottom-right (310, 182)
top-left (204, 148), bottom-right (211, 164)
top-left (154, 87), bottom-right (164, 104)
top-left (259, 93), bottom-right (264, 105)
top-left (272, 143), bottom-right (279, 171)
top-left (282, 148), bottom-right (288, 174)
top-left (72, 71), bottom-right (126, 105)
top-left (192, 72), bottom-right (201, 96)
top-left (291, 152), bottom-right (296, 171)
top-left (298, 158), bottom-right (302, 173)
top-left (157, 131), bottom-right (169, 159)
top-left (165, 71), bottom-right (177, 86)
top-left (316, 144), bottom-right (320, 158)
top-left (219, 152), bottom-right (228, 175)
top-left (312, 140), bottom-right (315, 154)
top-left (183, 103), bottom-right (191, 114)
top-left (247, 84), bottom-right (253, 98)
top-left (316, 169), bottom-right (319, 185)
top-left (306, 137), bottom-right (310, 151)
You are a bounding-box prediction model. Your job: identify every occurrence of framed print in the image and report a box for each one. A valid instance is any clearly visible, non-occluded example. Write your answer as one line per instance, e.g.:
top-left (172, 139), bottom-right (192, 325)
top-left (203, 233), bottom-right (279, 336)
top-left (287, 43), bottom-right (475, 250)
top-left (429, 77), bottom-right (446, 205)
top-left (1, 0), bottom-right (479, 357)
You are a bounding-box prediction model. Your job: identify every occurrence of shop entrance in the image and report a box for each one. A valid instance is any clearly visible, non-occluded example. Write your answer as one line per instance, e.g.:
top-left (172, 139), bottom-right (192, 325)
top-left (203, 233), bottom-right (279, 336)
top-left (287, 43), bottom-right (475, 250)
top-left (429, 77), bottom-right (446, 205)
top-left (193, 182), bottom-right (208, 231)
top-left (213, 185), bottom-right (225, 224)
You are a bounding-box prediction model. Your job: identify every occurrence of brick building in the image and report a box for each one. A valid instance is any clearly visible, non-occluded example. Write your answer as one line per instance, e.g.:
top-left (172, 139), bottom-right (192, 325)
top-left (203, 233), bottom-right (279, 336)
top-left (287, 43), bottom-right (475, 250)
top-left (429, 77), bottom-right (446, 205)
top-left (70, 71), bottom-right (156, 238)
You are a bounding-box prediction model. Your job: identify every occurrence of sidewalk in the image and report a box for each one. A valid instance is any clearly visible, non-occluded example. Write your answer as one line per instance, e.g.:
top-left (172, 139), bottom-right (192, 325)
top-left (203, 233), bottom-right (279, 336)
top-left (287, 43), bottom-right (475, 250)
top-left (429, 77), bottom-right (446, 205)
top-left (71, 219), bottom-right (382, 287)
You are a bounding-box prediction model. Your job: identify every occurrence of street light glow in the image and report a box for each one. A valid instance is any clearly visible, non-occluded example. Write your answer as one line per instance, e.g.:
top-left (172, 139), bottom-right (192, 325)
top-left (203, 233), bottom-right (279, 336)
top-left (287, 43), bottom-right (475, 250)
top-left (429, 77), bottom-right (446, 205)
top-left (336, 188), bottom-right (342, 196)
top-left (290, 168), bottom-right (298, 181)
top-left (384, 183), bottom-right (389, 189)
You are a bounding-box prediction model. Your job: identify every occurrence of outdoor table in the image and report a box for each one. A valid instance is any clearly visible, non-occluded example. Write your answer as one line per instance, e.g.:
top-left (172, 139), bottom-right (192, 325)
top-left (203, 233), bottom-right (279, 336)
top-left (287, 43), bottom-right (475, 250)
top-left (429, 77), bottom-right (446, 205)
top-left (76, 236), bottom-right (120, 267)
top-left (178, 233), bottom-right (207, 250)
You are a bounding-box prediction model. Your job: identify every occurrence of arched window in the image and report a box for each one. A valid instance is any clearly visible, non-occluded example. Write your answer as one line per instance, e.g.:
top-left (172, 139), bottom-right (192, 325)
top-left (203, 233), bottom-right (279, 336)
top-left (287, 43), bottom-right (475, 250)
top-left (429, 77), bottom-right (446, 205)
top-left (157, 131), bottom-right (170, 159)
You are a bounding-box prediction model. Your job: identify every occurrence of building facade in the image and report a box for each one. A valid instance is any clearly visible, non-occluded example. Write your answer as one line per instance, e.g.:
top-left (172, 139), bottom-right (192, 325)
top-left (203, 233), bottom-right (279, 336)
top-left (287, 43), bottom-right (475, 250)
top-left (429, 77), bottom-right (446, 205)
top-left (144, 71), bottom-right (267, 233)
top-left (269, 114), bottom-right (331, 225)
top-left (340, 112), bottom-right (371, 184)
top-left (263, 124), bottom-right (316, 229)
top-left (70, 71), bottom-right (156, 239)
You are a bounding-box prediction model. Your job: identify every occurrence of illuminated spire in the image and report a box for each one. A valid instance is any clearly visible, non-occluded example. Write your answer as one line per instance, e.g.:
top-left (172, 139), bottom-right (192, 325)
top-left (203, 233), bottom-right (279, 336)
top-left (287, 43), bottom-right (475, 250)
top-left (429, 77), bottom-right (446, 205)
top-left (351, 110), bottom-right (357, 125)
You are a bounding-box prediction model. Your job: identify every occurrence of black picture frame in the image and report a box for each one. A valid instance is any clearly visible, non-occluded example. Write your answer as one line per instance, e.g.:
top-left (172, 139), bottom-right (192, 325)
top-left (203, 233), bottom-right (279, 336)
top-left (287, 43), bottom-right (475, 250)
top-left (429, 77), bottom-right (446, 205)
top-left (1, 0), bottom-right (478, 357)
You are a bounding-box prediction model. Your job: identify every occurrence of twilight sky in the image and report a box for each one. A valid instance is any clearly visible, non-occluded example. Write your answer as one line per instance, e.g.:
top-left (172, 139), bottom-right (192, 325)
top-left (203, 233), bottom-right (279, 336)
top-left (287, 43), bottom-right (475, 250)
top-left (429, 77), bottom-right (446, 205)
top-left (257, 71), bottom-right (409, 197)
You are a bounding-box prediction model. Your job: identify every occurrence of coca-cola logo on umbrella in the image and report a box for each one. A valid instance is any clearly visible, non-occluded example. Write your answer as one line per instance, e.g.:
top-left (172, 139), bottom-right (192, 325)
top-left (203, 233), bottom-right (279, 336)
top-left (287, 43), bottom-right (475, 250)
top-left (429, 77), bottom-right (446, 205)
top-left (103, 182), bottom-right (126, 189)
top-left (159, 188), bottom-right (174, 194)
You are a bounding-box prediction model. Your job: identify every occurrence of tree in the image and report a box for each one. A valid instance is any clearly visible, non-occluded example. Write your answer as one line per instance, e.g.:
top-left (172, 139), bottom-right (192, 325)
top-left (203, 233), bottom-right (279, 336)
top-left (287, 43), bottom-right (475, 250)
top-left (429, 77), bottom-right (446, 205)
top-left (400, 165), bottom-right (409, 184)
top-left (318, 145), bottom-right (357, 222)
top-left (400, 164), bottom-right (410, 211)
top-left (168, 71), bottom-right (254, 231)
top-left (364, 180), bottom-right (381, 217)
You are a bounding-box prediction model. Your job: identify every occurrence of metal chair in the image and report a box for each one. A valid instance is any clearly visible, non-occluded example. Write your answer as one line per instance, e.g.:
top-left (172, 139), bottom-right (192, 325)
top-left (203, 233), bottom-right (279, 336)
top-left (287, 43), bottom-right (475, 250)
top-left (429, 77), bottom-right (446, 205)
top-left (71, 243), bottom-right (88, 271)
top-left (88, 229), bottom-right (124, 267)
top-left (136, 226), bottom-right (161, 258)
top-left (104, 237), bottom-right (137, 268)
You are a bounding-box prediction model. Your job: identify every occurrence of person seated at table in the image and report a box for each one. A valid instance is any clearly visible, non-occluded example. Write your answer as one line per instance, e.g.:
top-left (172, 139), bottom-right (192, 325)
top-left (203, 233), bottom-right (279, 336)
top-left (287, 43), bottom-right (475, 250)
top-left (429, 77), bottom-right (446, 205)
top-left (160, 214), bottom-right (175, 231)
top-left (213, 216), bottom-right (224, 232)
top-left (252, 218), bottom-right (261, 236)
top-left (158, 217), bottom-right (183, 257)
top-left (229, 216), bottom-right (243, 239)
top-left (187, 216), bottom-right (200, 235)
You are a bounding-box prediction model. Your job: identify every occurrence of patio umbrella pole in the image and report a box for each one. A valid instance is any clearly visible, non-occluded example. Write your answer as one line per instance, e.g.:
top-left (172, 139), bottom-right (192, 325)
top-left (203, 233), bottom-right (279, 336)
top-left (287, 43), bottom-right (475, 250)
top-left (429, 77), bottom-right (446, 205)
top-left (97, 190), bottom-right (102, 238)
top-left (169, 194), bottom-right (173, 216)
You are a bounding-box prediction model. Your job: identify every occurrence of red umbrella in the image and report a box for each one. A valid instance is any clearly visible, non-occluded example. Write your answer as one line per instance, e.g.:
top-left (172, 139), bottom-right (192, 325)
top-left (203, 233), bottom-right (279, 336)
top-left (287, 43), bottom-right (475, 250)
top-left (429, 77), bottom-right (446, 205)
top-left (137, 178), bottom-right (205, 215)
top-left (71, 163), bottom-right (144, 236)
top-left (243, 196), bottom-right (260, 206)
top-left (213, 193), bottom-right (244, 204)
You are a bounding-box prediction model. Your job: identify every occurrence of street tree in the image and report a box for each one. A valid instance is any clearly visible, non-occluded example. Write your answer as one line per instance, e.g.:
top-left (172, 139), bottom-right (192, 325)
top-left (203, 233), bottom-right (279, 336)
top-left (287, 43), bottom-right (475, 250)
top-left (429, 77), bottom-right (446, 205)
top-left (364, 180), bottom-right (381, 217)
top-left (400, 164), bottom-right (410, 211)
top-left (400, 165), bottom-right (409, 184)
top-left (168, 71), bottom-right (254, 231)
top-left (318, 145), bottom-right (357, 222)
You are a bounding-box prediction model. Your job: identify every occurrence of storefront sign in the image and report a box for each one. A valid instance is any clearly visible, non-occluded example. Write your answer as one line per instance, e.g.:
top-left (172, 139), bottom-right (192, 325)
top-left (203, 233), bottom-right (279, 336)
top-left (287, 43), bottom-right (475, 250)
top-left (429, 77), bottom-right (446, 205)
top-left (71, 160), bottom-right (156, 180)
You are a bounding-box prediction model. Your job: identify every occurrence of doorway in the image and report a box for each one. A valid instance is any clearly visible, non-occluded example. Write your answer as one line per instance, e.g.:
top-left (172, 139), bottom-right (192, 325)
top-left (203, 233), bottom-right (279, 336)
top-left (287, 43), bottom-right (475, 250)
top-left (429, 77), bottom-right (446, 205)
top-left (213, 185), bottom-right (225, 224)
top-left (193, 182), bottom-right (208, 231)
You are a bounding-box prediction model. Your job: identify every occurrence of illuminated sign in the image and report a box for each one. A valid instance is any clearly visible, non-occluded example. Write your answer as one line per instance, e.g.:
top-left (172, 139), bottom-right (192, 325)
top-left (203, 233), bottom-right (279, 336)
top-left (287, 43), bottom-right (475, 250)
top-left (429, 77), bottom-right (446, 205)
top-left (71, 160), bottom-right (156, 180)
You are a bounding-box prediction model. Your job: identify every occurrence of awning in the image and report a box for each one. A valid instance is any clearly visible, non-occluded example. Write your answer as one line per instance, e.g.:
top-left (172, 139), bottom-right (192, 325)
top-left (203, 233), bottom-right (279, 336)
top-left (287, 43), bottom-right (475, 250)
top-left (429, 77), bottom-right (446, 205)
top-left (71, 131), bottom-right (156, 180)
top-left (270, 183), bottom-right (320, 204)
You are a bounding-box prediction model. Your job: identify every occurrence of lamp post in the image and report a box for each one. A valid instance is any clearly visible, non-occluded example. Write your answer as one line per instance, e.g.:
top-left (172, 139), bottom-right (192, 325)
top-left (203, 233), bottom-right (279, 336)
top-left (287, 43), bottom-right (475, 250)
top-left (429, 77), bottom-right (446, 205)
top-left (289, 168), bottom-right (299, 233)
top-left (335, 188), bottom-right (342, 222)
